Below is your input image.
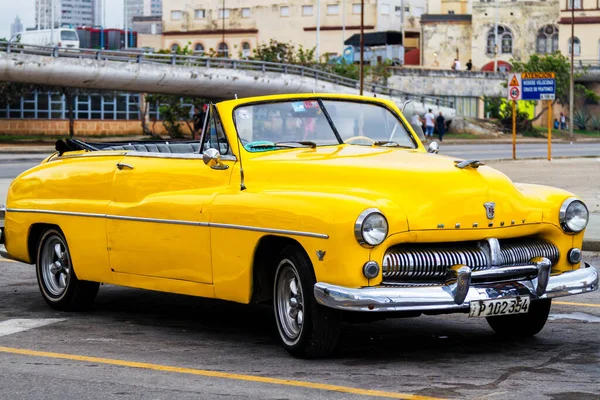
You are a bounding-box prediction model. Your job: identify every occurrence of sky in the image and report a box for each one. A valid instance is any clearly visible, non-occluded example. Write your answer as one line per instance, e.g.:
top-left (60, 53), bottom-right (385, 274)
top-left (0, 0), bottom-right (125, 39)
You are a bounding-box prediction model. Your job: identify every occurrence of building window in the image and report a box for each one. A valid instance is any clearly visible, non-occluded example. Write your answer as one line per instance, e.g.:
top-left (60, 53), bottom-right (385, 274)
top-left (353, 3), bottom-right (362, 14)
top-left (302, 5), bottom-right (314, 15)
top-left (218, 42), bottom-right (229, 57)
top-left (536, 25), bottom-right (559, 54)
top-left (194, 9), bottom-right (205, 19)
top-left (242, 7), bottom-right (251, 18)
top-left (194, 43), bottom-right (204, 55)
top-left (241, 42), bottom-right (251, 58)
top-left (280, 6), bottom-right (289, 16)
top-left (170, 43), bottom-right (180, 53)
top-left (567, 0), bottom-right (582, 9)
top-left (380, 4), bottom-right (390, 14)
top-left (170, 10), bottom-right (182, 20)
top-left (327, 4), bottom-right (339, 15)
top-left (568, 37), bottom-right (581, 56)
top-left (448, 10), bottom-right (455, 14)
top-left (219, 8), bottom-right (230, 18)
top-left (486, 25), bottom-right (513, 55)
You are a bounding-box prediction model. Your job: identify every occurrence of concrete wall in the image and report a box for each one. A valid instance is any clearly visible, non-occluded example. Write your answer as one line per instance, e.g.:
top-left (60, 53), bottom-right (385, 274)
top-left (0, 52), bottom-right (456, 117)
top-left (388, 68), bottom-right (506, 97)
top-left (421, 20), bottom-right (472, 69)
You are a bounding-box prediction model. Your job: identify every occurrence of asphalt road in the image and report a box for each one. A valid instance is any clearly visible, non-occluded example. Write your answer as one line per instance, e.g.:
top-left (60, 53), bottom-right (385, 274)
top-left (0, 252), bottom-right (598, 399)
top-left (439, 142), bottom-right (600, 160)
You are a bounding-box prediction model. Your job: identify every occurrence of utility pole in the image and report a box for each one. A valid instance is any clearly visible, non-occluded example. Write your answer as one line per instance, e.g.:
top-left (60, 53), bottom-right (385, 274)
top-left (569, 0), bottom-right (575, 140)
top-left (316, 0), bottom-right (321, 60)
top-left (342, 0), bottom-right (346, 44)
top-left (124, 0), bottom-right (128, 49)
top-left (359, 0), bottom-right (364, 95)
top-left (400, 0), bottom-right (405, 64)
top-left (50, 0), bottom-right (55, 44)
top-left (493, 0), bottom-right (499, 72)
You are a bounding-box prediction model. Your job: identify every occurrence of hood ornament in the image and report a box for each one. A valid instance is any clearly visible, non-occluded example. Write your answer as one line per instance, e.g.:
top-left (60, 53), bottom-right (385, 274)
top-left (484, 202), bottom-right (495, 220)
top-left (455, 160), bottom-right (485, 169)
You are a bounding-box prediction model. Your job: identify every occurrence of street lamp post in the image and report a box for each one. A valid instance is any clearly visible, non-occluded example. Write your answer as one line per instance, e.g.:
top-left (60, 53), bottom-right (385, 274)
top-left (316, 0), bottom-right (321, 60)
top-left (50, 0), bottom-right (55, 44)
top-left (359, 0), bottom-right (364, 95)
top-left (124, 0), bottom-right (128, 49)
top-left (493, 0), bottom-right (499, 72)
top-left (222, 0), bottom-right (225, 53)
top-left (569, 0), bottom-right (575, 139)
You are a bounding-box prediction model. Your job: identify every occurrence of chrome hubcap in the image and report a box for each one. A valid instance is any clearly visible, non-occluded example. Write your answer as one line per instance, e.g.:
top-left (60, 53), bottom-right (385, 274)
top-left (41, 236), bottom-right (71, 297)
top-left (276, 261), bottom-right (304, 342)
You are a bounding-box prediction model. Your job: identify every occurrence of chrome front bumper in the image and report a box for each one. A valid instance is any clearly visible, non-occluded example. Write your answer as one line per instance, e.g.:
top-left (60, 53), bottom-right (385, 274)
top-left (314, 263), bottom-right (598, 313)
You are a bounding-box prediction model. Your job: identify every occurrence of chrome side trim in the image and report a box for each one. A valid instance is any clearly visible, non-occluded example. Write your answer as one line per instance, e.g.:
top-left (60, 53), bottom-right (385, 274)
top-left (5, 208), bottom-right (328, 239)
top-left (6, 208), bottom-right (106, 219)
top-left (314, 263), bottom-right (598, 313)
top-left (105, 214), bottom-right (210, 227)
top-left (210, 222), bottom-right (329, 239)
top-left (57, 151), bottom-right (237, 162)
top-left (127, 151), bottom-right (238, 162)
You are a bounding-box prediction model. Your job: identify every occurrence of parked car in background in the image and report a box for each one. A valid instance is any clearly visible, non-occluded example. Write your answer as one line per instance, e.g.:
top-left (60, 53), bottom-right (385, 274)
top-left (10, 28), bottom-right (80, 49)
top-left (0, 93), bottom-right (597, 358)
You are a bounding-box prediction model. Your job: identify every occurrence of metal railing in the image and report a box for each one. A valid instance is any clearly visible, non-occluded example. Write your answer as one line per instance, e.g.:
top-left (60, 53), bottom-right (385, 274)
top-left (0, 41), bottom-right (455, 108)
top-left (576, 59), bottom-right (600, 69)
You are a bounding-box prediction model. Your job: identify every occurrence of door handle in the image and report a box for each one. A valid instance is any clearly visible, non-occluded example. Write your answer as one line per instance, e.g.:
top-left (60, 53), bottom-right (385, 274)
top-left (116, 163), bottom-right (134, 170)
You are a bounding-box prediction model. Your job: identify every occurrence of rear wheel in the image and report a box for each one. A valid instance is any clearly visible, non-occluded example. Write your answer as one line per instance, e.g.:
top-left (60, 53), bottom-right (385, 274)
top-left (486, 299), bottom-right (551, 338)
top-left (273, 245), bottom-right (340, 358)
top-left (36, 229), bottom-right (99, 311)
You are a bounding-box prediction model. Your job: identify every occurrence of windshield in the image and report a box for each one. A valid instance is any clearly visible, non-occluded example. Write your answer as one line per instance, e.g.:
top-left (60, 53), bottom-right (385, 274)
top-left (234, 99), bottom-right (417, 152)
top-left (61, 30), bottom-right (79, 41)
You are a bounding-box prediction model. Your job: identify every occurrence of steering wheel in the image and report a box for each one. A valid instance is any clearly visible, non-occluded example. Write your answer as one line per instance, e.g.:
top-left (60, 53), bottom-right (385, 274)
top-left (344, 136), bottom-right (376, 145)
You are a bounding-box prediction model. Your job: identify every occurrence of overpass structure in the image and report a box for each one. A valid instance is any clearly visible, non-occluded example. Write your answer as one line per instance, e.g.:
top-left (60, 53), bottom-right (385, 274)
top-left (0, 42), bottom-right (456, 117)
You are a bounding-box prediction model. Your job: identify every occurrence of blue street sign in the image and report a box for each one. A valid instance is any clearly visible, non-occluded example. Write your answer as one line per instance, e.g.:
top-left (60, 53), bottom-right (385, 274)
top-left (521, 72), bottom-right (556, 101)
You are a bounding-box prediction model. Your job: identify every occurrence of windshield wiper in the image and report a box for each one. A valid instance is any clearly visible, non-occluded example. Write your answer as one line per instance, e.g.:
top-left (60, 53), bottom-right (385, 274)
top-left (248, 141), bottom-right (317, 149)
top-left (373, 140), bottom-right (413, 148)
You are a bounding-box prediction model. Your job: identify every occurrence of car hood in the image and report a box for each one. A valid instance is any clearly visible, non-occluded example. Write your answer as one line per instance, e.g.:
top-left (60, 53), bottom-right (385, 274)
top-left (246, 145), bottom-right (543, 232)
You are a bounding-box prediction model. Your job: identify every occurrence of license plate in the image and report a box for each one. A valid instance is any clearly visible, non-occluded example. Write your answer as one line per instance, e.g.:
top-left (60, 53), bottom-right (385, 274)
top-left (469, 296), bottom-right (530, 318)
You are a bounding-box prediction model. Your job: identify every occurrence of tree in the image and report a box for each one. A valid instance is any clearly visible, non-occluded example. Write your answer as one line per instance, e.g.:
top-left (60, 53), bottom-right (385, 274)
top-left (510, 52), bottom-right (598, 121)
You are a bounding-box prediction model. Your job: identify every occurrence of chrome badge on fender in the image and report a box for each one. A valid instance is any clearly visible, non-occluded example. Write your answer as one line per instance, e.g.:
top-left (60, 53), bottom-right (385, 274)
top-left (484, 202), bottom-right (495, 220)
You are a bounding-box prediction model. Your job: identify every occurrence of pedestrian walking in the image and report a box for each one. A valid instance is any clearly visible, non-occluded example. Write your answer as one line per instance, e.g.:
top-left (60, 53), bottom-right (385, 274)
top-left (436, 111), bottom-right (446, 141)
top-left (560, 112), bottom-right (566, 130)
top-left (466, 59), bottom-right (473, 71)
top-left (452, 59), bottom-right (461, 71)
top-left (424, 108), bottom-right (435, 138)
top-left (554, 118), bottom-right (559, 129)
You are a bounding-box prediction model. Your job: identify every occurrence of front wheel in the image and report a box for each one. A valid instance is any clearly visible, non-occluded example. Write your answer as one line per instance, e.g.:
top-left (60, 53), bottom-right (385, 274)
top-left (36, 229), bottom-right (99, 311)
top-left (486, 299), bottom-right (552, 338)
top-left (273, 245), bottom-right (340, 358)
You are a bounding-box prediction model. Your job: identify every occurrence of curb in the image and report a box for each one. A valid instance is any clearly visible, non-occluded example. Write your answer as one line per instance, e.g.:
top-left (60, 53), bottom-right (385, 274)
top-left (583, 240), bottom-right (600, 252)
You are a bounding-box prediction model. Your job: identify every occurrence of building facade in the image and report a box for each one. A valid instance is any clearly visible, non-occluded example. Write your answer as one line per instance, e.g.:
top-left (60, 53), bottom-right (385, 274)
top-left (35, 0), bottom-right (98, 29)
top-left (127, 0), bottom-right (163, 26)
top-left (10, 16), bottom-right (24, 36)
top-left (558, 0), bottom-right (600, 64)
top-left (421, 0), bottom-right (560, 71)
top-left (162, 0), bottom-right (424, 59)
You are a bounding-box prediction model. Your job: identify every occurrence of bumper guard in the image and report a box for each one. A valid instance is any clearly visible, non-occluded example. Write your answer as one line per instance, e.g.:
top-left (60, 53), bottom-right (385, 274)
top-left (314, 259), bottom-right (598, 313)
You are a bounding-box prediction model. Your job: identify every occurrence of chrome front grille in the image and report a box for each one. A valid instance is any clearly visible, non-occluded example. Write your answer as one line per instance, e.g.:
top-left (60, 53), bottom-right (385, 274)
top-left (382, 238), bottom-right (559, 281)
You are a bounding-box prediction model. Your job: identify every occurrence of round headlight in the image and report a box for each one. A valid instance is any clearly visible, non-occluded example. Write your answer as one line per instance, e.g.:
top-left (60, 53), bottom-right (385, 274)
top-left (355, 208), bottom-right (388, 247)
top-left (559, 198), bottom-right (589, 233)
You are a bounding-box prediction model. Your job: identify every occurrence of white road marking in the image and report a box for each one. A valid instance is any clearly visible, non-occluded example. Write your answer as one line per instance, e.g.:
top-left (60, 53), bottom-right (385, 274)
top-left (0, 319), bottom-right (66, 337)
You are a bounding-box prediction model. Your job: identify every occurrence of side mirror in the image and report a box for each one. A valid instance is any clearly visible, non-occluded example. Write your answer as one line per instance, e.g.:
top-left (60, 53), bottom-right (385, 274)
top-left (203, 148), bottom-right (228, 170)
top-left (427, 141), bottom-right (439, 154)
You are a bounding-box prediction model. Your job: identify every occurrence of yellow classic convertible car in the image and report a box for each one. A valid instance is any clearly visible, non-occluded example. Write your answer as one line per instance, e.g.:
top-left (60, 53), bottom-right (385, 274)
top-left (0, 93), bottom-right (597, 358)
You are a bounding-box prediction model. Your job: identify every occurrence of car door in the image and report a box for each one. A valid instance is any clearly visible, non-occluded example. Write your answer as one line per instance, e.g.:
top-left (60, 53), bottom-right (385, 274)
top-left (106, 106), bottom-right (236, 284)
